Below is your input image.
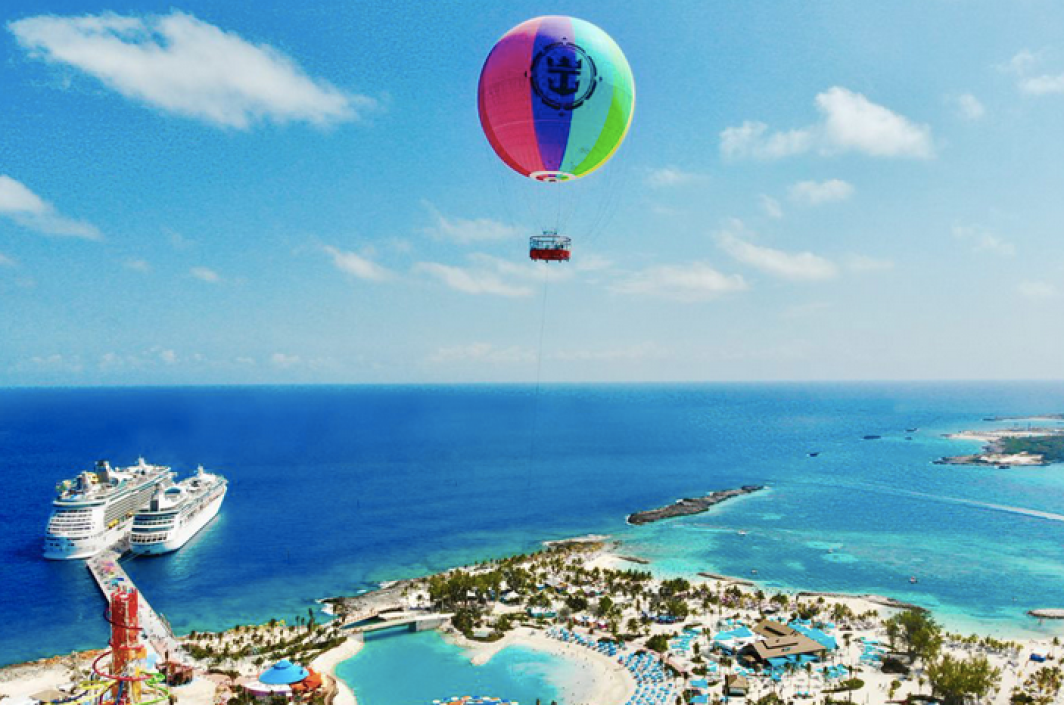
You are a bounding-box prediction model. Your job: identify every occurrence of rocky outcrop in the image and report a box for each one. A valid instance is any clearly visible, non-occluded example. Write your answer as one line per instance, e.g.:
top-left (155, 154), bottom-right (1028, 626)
top-left (626, 486), bottom-right (765, 525)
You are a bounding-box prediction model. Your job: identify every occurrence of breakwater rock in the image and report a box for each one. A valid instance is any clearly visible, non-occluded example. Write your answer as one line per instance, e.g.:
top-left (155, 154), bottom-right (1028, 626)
top-left (626, 485), bottom-right (765, 525)
top-left (1029, 609), bottom-right (1064, 620)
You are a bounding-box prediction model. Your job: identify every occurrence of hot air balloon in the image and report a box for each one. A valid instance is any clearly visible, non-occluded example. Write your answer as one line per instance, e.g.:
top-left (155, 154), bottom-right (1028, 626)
top-left (478, 16), bottom-right (635, 261)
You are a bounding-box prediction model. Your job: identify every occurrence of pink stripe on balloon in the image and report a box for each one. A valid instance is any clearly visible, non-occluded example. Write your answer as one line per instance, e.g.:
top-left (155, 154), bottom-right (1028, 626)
top-left (478, 18), bottom-right (544, 176)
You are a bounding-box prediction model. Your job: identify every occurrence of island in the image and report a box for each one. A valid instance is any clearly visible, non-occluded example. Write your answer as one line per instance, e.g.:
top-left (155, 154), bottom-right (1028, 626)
top-left (626, 485), bottom-right (765, 525)
top-left (935, 427), bottom-right (1064, 467)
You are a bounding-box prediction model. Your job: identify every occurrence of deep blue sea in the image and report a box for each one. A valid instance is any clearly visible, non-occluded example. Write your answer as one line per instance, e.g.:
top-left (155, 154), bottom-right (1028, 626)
top-left (4, 383), bottom-right (1064, 667)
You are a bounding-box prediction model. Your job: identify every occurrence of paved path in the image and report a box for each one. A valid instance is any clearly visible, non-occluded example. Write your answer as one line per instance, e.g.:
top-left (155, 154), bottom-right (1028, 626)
top-left (87, 550), bottom-right (188, 663)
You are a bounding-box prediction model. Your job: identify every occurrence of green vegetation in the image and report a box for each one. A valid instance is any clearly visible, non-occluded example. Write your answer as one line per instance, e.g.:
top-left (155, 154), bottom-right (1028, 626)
top-left (646, 634), bottom-right (669, 653)
top-left (925, 654), bottom-right (1000, 705)
top-left (999, 435), bottom-right (1064, 462)
top-left (1013, 666), bottom-right (1064, 705)
top-left (885, 609), bottom-right (943, 665)
top-left (184, 621), bottom-right (345, 670)
top-left (825, 678), bottom-right (865, 693)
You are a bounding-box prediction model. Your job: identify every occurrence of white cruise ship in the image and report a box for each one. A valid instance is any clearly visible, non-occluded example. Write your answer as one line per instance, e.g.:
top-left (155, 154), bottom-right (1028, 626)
top-left (129, 466), bottom-right (227, 555)
top-left (44, 458), bottom-right (172, 560)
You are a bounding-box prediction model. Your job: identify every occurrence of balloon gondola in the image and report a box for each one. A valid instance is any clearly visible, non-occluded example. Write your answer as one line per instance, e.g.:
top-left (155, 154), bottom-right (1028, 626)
top-left (529, 230), bottom-right (571, 262)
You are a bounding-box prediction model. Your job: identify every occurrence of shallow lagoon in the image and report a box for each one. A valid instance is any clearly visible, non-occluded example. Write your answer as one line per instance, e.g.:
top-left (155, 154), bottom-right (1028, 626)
top-left (336, 630), bottom-right (564, 705)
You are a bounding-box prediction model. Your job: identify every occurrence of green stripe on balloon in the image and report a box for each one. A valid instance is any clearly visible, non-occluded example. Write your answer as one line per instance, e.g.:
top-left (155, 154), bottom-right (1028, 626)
top-left (558, 18), bottom-right (614, 175)
top-left (570, 24), bottom-right (634, 177)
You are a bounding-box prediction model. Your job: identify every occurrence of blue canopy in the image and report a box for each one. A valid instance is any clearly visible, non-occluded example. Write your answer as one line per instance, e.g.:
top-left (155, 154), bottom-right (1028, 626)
top-left (714, 626), bottom-right (753, 641)
top-left (692, 697), bottom-right (709, 704)
top-left (259, 659), bottom-right (309, 685)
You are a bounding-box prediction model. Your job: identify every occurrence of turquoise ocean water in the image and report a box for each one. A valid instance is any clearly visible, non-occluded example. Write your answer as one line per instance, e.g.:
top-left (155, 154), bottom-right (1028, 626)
top-left (4, 383), bottom-right (1064, 670)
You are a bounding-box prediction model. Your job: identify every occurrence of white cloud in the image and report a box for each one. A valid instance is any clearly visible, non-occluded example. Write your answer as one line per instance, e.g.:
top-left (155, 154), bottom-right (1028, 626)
top-left (953, 93), bottom-right (986, 120)
top-left (612, 262), bottom-right (748, 302)
top-left (720, 87), bottom-right (933, 160)
top-left (551, 342), bottom-right (669, 362)
top-left (816, 87), bottom-right (933, 158)
top-left (646, 166), bottom-right (705, 188)
top-left (720, 121), bottom-right (814, 160)
top-left (124, 258), bottom-right (150, 272)
top-left (422, 203), bottom-right (523, 244)
top-left (323, 245), bottom-right (391, 281)
top-left (1018, 281), bottom-right (1057, 299)
top-left (159, 349), bottom-right (177, 364)
top-left (845, 254), bottom-right (894, 272)
top-left (414, 261), bottom-right (533, 297)
top-left (1001, 49), bottom-right (1039, 76)
top-left (1020, 74), bottom-right (1064, 95)
top-left (952, 224), bottom-right (1015, 256)
top-left (0, 175), bottom-right (101, 239)
top-left (29, 353), bottom-right (83, 372)
top-left (788, 179), bottom-right (854, 206)
top-left (8, 11), bottom-right (372, 129)
top-left (717, 229), bottom-right (838, 282)
top-left (270, 352), bottom-right (301, 368)
top-left (998, 49), bottom-right (1064, 96)
top-left (190, 266), bottom-right (221, 282)
top-left (428, 343), bottom-right (534, 364)
top-left (235, 356), bottom-right (257, 366)
top-left (0, 252), bottom-right (16, 267)
top-left (759, 195), bottom-right (783, 220)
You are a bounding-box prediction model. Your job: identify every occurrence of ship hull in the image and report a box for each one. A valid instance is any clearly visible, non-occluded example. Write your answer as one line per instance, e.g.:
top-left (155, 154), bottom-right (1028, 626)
top-left (43, 520), bottom-right (131, 561)
top-left (130, 486), bottom-right (226, 556)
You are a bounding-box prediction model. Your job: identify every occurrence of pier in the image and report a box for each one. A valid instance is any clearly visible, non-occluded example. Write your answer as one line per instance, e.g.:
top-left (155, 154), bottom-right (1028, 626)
top-left (86, 549), bottom-right (189, 663)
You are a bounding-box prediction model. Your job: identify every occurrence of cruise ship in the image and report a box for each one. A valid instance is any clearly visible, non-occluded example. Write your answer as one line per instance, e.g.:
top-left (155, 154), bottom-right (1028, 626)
top-left (43, 458), bottom-right (172, 560)
top-left (129, 466), bottom-right (227, 555)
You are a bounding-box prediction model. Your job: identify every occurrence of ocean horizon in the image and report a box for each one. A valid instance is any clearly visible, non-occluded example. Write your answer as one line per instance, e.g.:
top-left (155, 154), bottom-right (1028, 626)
top-left (5, 381), bottom-right (1064, 667)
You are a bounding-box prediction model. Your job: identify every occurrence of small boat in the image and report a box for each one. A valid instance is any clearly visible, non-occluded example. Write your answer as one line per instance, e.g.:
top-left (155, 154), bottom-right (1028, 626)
top-left (905, 436), bottom-right (913, 441)
top-left (751, 569), bottom-right (759, 575)
top-left (906, 428), bottom-right (919, 433)
top-left (997, 464), bottom-right (1011, 469)
top-left (862, 435), bottom-right (882, 440)
top-left (909, 576), bottom-right (918, 584)
top-left (737, 530), bottom-right (748, 536)
top-left (807, 452), bottom-right (821, 457)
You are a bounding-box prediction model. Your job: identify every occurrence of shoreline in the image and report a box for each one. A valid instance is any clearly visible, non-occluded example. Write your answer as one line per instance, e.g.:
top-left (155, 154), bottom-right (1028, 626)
top-left (311, 637), bottom-right (363, 705)
top-left (447, 627), bottom-right (636, 705)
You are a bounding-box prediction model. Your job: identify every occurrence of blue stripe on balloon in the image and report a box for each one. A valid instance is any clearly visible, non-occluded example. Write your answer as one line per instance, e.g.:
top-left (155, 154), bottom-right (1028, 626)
top-left (531, 17), bottom-right (574, 172)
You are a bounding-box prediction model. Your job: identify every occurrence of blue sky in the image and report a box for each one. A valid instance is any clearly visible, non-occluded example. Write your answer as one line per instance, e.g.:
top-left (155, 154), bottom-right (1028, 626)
top-left (3, 0), bottom-right (1064, 385)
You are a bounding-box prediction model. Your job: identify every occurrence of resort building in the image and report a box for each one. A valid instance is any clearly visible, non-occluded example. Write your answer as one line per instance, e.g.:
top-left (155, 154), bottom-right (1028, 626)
top-left (741, 620), bottom-right (831, 665)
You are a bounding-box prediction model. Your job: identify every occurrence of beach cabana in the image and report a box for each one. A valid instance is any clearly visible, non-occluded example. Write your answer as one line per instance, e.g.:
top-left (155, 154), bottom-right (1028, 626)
top-left (259, 659), bottom-right (309, 685)
top-left (724, 675), bottom-right (749, 697)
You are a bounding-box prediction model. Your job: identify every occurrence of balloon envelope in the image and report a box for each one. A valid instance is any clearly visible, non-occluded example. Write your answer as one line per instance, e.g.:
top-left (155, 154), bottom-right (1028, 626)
top-left (478, 16), bottom-right (635, 182)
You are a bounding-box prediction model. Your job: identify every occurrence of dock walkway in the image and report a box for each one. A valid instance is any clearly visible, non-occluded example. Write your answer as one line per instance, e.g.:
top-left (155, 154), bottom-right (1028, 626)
top-left (87, 550), bottom-right (188, 663)
top-left (345, 613), bottom-right (452, 637)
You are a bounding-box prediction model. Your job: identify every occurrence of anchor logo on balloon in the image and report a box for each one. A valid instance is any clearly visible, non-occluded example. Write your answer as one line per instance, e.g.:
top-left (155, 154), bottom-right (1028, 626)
top-left (546, 55), bottom-right (581, 96)
top-left (530, 42), bottom-right (598, 110)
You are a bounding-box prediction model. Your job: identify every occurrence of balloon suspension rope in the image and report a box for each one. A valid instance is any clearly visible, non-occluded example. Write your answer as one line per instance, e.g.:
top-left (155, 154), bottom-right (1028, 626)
top-left (526, 265), bottom-right (551, 488)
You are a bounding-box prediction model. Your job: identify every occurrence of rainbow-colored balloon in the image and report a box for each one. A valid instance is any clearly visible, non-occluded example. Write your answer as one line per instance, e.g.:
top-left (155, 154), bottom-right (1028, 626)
top-left (478, 16), bottom-right (635, 182)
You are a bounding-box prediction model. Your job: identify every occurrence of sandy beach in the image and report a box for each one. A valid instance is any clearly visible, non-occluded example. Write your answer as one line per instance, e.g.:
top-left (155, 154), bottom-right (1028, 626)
top-left (311, 636), bottom-right (363, 705)
top-left (453, 627), bottom-right (635, 705)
